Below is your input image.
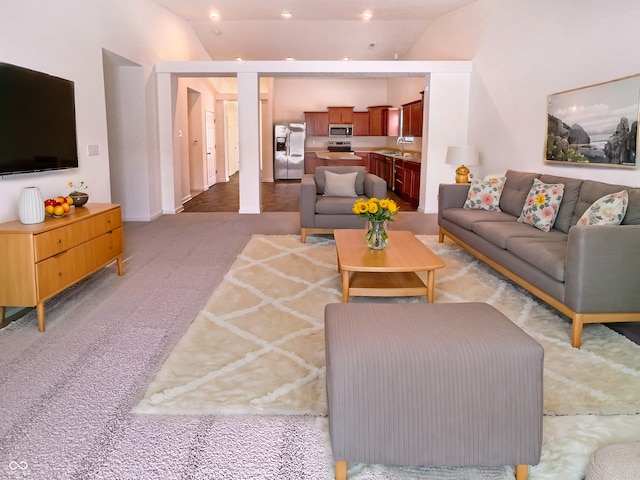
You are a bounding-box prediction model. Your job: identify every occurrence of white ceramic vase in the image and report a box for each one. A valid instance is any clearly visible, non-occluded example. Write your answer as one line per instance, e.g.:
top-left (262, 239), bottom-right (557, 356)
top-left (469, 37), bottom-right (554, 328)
top-left (19, 186), bottom-right (45, 224)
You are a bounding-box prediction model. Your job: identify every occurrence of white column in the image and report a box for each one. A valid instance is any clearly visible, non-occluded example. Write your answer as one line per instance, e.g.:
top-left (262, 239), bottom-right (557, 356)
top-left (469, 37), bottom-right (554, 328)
top-left (237, 72), bottom-right (261, 214)
top-left (423, 71), bottom-right (472, 213)
top-left (157, 72), bottom-right (182, 214)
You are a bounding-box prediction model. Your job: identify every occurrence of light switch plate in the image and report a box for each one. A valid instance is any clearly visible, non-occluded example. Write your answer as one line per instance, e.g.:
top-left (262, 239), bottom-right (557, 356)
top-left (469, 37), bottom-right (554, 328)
top-left (87, 145), bottom-right (99, 156)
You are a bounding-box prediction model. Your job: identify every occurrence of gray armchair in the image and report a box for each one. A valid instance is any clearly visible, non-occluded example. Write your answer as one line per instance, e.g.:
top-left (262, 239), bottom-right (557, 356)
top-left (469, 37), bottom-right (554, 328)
top-left (300, 166), bottom-right (387, 243)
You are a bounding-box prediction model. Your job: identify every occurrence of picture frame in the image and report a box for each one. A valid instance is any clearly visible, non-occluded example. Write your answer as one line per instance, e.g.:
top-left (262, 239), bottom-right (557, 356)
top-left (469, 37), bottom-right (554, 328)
top-left (545, 74), bottom-right (640, 168)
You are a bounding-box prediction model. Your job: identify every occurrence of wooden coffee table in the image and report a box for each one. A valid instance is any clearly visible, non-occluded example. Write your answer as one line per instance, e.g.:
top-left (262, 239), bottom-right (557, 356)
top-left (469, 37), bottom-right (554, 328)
top-left (333, 229), bottom-right (445, 303)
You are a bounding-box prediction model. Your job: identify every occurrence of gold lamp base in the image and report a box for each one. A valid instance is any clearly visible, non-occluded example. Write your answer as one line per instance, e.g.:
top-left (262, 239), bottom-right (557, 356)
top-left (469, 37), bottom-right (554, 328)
top-left (455, 165), bottom-right (470, 184)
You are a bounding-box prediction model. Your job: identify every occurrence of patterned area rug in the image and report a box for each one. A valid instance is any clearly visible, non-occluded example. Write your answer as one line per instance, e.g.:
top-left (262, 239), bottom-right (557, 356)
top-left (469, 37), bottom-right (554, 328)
top-left (135, 233), bottom-right (640, 418)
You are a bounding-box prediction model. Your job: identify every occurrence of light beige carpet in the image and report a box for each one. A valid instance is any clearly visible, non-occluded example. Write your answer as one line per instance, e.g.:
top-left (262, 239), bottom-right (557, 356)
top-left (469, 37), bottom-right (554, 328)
top-left (136, 234), bottom-right (640, 417)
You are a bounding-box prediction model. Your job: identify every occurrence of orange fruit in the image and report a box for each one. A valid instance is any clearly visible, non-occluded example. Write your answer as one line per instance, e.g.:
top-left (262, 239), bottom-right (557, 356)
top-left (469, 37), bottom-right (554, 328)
top-left (66, 196), bottom-right (73, 205)
top-left (53, 205), bottom-right (65, 217)
top-left (61, 202), bottom-right (71, 213)
top-left (45, 205), bottom-right (55, 215)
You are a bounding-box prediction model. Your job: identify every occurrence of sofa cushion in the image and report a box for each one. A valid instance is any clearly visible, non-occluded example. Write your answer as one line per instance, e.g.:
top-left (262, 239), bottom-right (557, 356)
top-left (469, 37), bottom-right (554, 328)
top-left (314, 166), bottom-right (366, 196)
top-left (443, 208), bottom-right (516, 231)
top-left (499, 170), bottom-right (541, 217)
top-left (323, 170), bottom-right (358, 197)
top-left (518, 178), bottom-right (565, 232)
top-left (463, 175), bottom-right (506, 211)
top-left (539, 174), bottom-right (583, 233)
top-left (505, 237), bottom-right (568, 282)
top-left (573, 180), bottom-right (640, 225)
top-left (578, 190), bottom-right (629, 226)
top-left (472, 221), bottom-right (567, 250)
top-left (315, 195), bottom-right (365, 215)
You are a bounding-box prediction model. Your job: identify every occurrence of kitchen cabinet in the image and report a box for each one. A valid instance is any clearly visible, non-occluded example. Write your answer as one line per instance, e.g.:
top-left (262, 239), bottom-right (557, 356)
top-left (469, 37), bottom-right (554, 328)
top-left (394, 159), bottom-right (421, 205)
top-left (368, 106), bottom-right (400, 136)
top-left (328, 107), bottom-right (354, 124)
top-left (0, 204), bottom-right (124, 331)
top-left (353, 112), bottom-right (370, 136)
top-left (354, 152), bottom-right (371, 171)
top-left (370, 153), bottom-right (393, 187)
top-left (304, 111), bottom-right (329, 137)
top-left (401, 99), bottom-right (423, 137)
top-left (304, 152), bottom-right (319, 173)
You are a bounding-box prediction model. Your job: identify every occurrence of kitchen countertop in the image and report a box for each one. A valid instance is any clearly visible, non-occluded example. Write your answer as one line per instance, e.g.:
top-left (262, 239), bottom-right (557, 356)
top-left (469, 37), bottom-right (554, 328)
top-left (315, 151), bottom-right (362, 160)
top-left (308, 148), bottom-right (421, 163)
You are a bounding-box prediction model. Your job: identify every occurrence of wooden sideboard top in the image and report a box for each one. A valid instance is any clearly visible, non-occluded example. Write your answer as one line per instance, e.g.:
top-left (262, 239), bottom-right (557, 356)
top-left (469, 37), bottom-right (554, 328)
top-left (0, 203), bottom-right (121, 234)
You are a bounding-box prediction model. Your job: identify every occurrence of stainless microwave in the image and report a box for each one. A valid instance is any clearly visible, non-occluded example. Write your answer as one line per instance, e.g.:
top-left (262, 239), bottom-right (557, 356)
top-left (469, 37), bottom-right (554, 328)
top-left (329, 124), bottom-right (353, 137)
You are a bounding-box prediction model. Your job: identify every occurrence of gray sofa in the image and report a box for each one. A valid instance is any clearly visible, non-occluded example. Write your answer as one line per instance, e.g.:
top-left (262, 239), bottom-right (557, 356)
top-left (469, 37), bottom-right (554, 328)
top-left (300, 166), bottom-right (387, 243)
top-left (438, 170), bottom-right (640, 348)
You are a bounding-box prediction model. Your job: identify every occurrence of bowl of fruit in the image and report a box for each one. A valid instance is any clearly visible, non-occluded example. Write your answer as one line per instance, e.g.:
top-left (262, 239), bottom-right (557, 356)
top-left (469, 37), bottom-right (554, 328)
top-left (44, 196), bottom-right (73, 218)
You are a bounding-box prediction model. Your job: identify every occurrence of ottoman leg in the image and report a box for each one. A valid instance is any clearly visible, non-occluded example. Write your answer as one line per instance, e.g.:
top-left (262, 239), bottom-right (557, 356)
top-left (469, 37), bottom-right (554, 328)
top-left (335, 460), bottom-right (347, 480)
top-left (515, 464), bottom-right (528, 479)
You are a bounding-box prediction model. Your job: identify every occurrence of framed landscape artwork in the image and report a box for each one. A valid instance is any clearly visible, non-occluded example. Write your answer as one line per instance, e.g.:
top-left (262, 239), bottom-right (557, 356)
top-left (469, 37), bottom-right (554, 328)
top-left (545, 74), bottom-right (640, 168)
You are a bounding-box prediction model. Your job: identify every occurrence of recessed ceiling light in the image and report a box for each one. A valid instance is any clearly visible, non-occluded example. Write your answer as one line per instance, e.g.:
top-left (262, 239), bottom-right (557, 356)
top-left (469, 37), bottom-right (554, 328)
top-left (285, 56), bottom-right (295, 61)
top-left (235, 56), bottom-right (243, 62)
top-left (281, 11), bottom-right (292, 19)
top-left (362, 10), bottom-right (373, 20)
top-left (342, 56), bottom-right (351, 61)
top-left (210, 12), bottom-right (220, 20)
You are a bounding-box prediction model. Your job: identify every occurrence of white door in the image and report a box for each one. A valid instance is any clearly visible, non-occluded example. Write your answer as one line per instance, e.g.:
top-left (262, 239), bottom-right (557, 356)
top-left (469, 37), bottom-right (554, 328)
top-left (225, 100), bottom-right (239, 176)
top-left (205, 109), bottom-right (216, 186)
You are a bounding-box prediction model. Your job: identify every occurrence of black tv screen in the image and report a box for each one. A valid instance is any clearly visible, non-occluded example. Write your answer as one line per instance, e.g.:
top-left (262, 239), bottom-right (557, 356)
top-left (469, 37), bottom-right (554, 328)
top-left (0, 62), bottom-right (78, 176)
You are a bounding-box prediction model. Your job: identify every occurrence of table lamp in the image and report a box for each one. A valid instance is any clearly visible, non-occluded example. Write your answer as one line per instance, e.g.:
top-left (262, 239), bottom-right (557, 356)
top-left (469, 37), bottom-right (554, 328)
top-left (446, 146), bottom-right (479, 183)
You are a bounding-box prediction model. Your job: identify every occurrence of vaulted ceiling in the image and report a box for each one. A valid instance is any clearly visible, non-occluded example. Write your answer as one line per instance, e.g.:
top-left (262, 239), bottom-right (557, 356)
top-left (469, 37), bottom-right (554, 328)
top-left (149, 0), bottom-right (477, 61)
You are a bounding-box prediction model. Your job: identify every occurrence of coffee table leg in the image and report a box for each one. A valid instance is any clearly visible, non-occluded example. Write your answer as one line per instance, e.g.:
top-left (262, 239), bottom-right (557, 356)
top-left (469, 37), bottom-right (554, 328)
top-left (341, 270), bottom-right (350, 302)
top-left (427, 270), bottom-right (435, 303)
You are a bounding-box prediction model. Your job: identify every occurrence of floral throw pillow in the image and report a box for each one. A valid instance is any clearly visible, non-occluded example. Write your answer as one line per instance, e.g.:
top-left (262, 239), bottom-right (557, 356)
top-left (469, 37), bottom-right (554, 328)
top-left (577, 190), bottom-right (628, 226)
top-left (517, 178), bottom-right (565, 232)
top-left (463, 175), bottom-right (506, 211)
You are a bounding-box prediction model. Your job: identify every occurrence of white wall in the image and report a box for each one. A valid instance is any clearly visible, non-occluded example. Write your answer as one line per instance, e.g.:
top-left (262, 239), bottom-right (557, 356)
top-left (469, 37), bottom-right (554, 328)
top-left (272, 77), bottom-right (390, 122)
top-left (407, 0), bottom-right (640, 188)
top-left (0, 0), bottom-right (212, 223)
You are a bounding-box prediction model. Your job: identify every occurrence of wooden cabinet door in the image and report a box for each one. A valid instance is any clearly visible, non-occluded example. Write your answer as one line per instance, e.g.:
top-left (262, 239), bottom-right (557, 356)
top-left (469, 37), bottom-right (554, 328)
top-left (328, 107), bottom-right (354, 124)
top-left (304, 112), bottom-right (329, 136)
top-left (353, 112), bottom-right (370, 136)
top-left (304, 152), bottom-right (319, 173)
top-left (354, 152), bottom-right (370, 171)
top-left (401, 100), bottom-right (423, 137)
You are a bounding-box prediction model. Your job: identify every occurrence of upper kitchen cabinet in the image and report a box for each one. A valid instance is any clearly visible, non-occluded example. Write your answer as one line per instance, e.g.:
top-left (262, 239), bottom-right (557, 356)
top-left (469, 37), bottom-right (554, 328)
top-left (401, 96), bottom-right (424, 137)
top-left (353, 111), bottom-right (370, 136)
top-left (304, 111), bottom-right (329, 137)
top-left (328, 107), bottom-right (354, 124)
top-left (368, 105), bottom-right (400, 137)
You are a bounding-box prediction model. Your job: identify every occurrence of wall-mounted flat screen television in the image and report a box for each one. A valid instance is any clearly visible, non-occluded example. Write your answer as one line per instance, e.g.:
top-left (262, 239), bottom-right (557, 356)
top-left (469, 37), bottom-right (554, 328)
top-left (0, 62), bottom-right (78, 176)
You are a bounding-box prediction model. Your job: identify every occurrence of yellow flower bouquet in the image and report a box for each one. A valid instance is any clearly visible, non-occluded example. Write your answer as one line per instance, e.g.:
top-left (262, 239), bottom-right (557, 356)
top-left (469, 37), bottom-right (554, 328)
top-left (352, 197), bottom-right (399, 249)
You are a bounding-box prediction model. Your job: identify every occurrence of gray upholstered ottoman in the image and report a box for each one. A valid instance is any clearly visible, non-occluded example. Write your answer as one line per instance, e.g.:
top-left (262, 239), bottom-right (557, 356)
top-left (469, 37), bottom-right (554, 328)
top-left (586, 442), bottom-right (640, 479)
top-left (324, 302), bottom-right (544, 480)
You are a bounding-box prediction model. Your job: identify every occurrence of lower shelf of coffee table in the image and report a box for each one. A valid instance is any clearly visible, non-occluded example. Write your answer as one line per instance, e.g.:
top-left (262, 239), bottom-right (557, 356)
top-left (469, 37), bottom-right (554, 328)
top-left (347, 271), bottom-right (428, 298)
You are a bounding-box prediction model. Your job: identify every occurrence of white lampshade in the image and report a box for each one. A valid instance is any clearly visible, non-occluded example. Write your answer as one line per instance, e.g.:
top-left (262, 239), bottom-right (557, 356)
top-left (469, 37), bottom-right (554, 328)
top-left (445, 146), bottom-right (480, 166)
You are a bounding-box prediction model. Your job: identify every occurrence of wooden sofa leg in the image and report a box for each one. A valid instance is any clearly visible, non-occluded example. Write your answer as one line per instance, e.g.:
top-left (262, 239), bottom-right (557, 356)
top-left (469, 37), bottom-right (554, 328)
top-left (572, 314), bottom-right (584, 349)
top-left (335, 460), bottom-right (347, 480)
top-left (438, 227), bottom-right (445, 243)
top-left (515, 464), bottom-right (528, 480)
top-left (301, 228), bottom-right (307, 243)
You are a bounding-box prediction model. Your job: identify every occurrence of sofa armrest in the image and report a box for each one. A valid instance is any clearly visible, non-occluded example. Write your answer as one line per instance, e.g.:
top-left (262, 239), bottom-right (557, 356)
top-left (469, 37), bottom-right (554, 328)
top-left (364, 173), bottom-right (387, 199)
top-left (300, 174), bottom-right (318, 228)
top-left (438, 184), bottom-right (470, 222)
top-left (565, 224), bottom-right (640, 313)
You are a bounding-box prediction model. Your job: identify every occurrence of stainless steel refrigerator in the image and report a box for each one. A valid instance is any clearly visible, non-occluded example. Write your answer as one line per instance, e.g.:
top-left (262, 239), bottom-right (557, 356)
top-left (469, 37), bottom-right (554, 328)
top-left (274, 122), bottom-right (305, 180)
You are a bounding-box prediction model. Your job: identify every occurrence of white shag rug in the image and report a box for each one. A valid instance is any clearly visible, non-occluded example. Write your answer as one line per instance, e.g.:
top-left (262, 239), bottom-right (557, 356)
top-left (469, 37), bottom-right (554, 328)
top-left (134, 234), bottom-right (640, 479)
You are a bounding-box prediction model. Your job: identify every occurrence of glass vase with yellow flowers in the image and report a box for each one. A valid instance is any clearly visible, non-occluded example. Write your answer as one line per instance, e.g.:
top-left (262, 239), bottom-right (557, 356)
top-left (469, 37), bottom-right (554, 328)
top-left (352, 197), bottom-right (399, 249)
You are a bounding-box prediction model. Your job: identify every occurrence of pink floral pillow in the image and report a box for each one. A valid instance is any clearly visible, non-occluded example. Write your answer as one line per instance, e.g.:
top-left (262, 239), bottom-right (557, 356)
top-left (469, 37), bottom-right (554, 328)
top-left (518, 178), bottom-right (565, 232)
top-left (578, 190), bottom-right (628, 226)
top-left (463, 175), bottom-right (506, 211)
